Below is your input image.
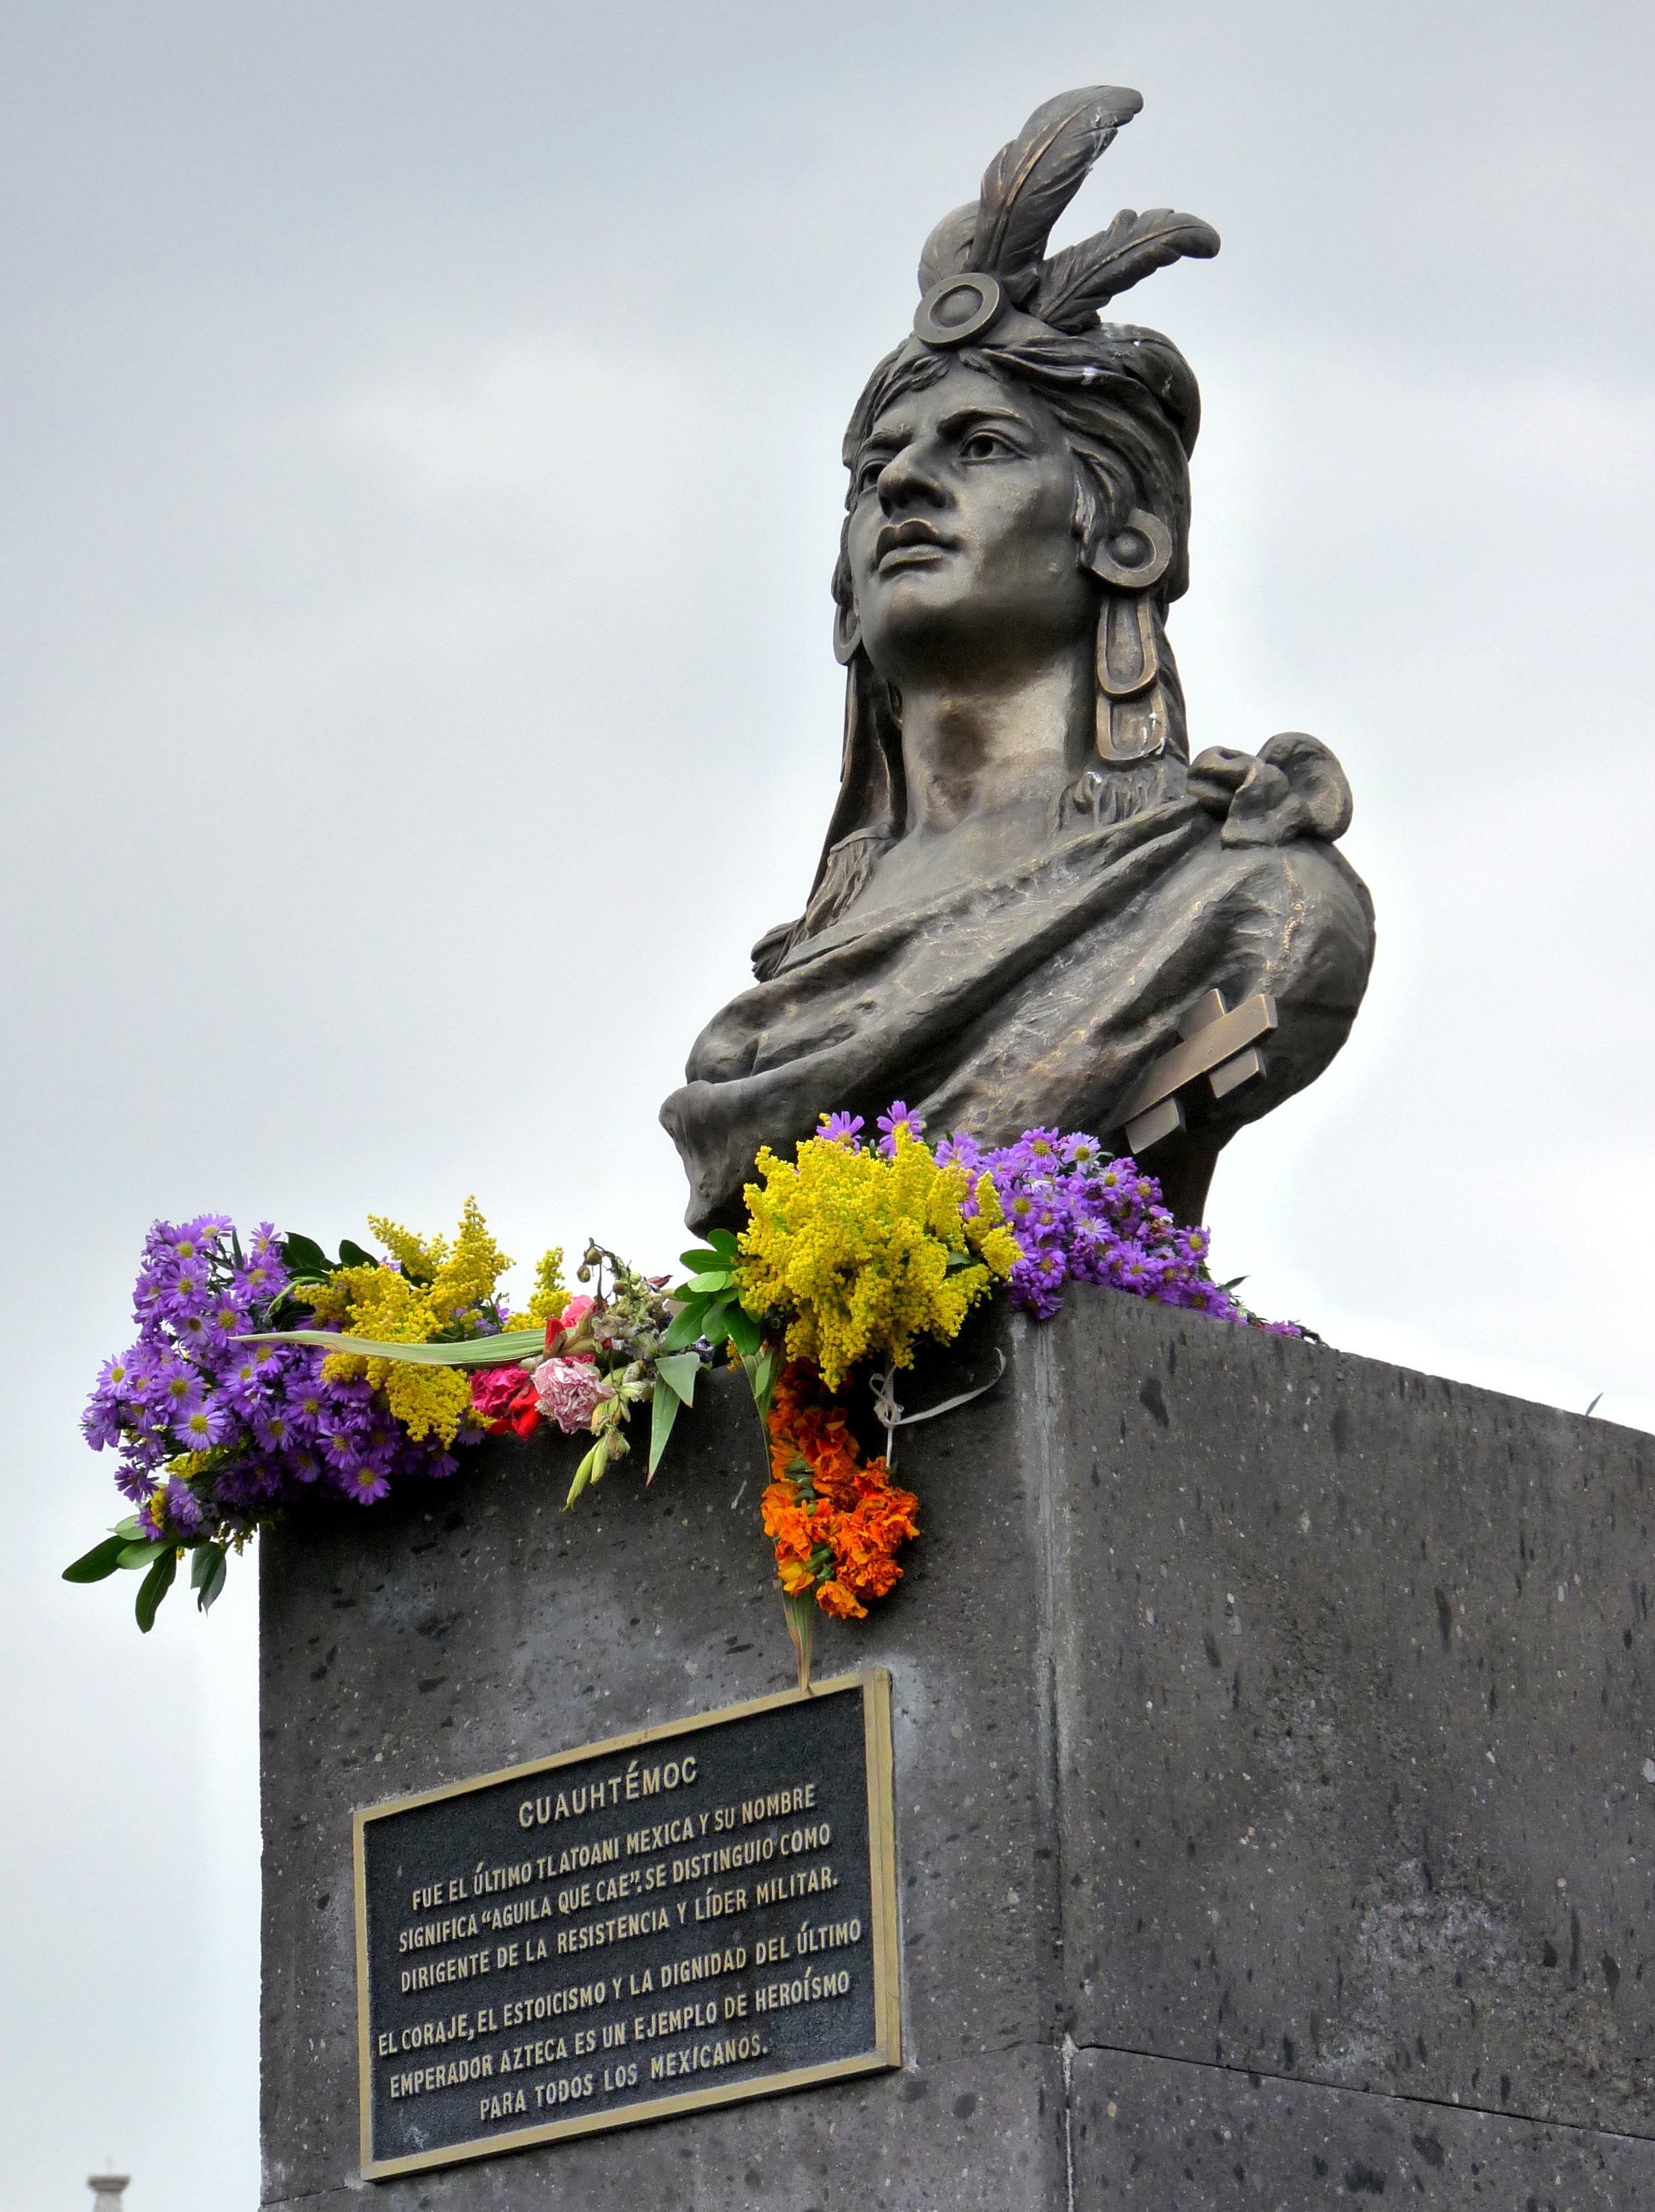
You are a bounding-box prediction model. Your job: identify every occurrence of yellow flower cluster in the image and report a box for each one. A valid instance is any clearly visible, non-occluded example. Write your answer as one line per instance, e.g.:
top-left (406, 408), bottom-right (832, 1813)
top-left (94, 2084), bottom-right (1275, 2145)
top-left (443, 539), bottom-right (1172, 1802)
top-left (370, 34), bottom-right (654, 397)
top-left (518, 1247), bottom-right (572, 1332)
top-left (737, 1130), bottom-right (1020, 1390)
top-left (298, 1198), bottom-right (567, 1446)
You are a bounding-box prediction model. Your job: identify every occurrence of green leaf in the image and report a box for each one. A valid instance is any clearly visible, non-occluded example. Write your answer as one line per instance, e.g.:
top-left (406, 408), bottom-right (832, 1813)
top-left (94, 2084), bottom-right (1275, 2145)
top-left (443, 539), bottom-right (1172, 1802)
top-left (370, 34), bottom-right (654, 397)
top-left (337, 1239), bottom-right (378, 1270)
top-left (61, 1534), bottom-right (127, 1584)
top-left (661, 1300), bottom-right (712, 1353)
top-left (118, 1542), bottom-right (159, 1569)
top-left (705, 1228), bottom-right (740, 1260)
top-left (236, 1327), bottom-right (545, 1370)
top-left (647, 1386), bottom-right (682, 1481)
top-left (192, 1543), bottom-right (228, 1614)
top-left (135, 1548), bottom-right (178, 1633)
top-left (280, 1232), bottom-right (335, 1278)
top-left (746, 1342), bottom-right (779, 1416)
top-left (678, 1248), bottom-right (724, 1273)
top-left (683, 1269), bottom-right (735, 1295)
top-left (782, 1589), bottom-right (815, 1694)
top-left (723, 1304), bottom-right (762, 1358)
top-left (114, 1514), bottom-right (143, 1541)
top-left (653, 1353), bottom-right (701, 1407)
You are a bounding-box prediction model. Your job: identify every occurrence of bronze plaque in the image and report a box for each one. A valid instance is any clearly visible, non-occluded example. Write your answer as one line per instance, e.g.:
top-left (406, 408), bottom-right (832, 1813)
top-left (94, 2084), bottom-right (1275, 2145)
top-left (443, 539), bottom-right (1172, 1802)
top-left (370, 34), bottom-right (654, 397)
top-left (353, 1669), bottom-right (900, 2177)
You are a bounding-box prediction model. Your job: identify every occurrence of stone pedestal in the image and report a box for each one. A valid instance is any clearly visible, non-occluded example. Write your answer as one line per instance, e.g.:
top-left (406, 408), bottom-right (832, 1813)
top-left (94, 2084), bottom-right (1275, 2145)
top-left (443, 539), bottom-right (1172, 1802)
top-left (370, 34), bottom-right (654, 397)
top-left (261, 1285), bottom-right (1655, 2208)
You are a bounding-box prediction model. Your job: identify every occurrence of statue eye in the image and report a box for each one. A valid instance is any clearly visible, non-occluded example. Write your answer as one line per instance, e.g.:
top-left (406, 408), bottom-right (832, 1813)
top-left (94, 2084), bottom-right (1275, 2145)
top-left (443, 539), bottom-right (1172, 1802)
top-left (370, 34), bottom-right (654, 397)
top-left (959, 427), bottom-right (1016, 461)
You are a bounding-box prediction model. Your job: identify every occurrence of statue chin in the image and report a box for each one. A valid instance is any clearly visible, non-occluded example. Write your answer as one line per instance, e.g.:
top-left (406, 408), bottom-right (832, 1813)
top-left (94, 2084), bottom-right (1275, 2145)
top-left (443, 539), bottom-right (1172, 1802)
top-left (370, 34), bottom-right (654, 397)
top-left (659, 88), bottom-right (1375, 1229)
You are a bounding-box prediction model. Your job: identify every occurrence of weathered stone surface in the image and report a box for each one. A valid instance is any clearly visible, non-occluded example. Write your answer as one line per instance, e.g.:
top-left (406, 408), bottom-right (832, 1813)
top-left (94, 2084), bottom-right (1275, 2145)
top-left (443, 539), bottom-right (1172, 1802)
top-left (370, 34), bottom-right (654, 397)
top-left (1035, 1304), bottom-right (1655, 2132)
top-left (1071, 2047), bottom-right (1655, 2205)
top-left (261, 1285), bottom-right (1655, 2208)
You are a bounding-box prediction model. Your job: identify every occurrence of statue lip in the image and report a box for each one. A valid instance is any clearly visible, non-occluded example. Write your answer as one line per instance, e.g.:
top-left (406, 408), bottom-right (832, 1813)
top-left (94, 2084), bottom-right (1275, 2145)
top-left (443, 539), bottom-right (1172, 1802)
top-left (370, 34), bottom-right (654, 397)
top-left (875, 517), bottom-right (954, 571)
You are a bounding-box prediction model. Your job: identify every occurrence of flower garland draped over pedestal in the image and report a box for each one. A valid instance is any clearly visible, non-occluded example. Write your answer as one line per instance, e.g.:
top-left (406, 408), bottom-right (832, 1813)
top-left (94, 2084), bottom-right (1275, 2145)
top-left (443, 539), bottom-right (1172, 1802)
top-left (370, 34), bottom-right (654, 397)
top-left (66, 1106), bottom-right (1298, 1649)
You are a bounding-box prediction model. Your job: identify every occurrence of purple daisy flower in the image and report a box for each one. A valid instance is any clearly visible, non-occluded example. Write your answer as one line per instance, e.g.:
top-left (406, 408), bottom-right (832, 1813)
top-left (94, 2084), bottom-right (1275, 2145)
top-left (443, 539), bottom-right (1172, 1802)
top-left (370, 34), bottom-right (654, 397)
top-left (94, 1351), bottom-right (140, 1395)
top-left (173, 1308), bottom-right (217, 1355)
top-left (162, 1476), bottom-right (205, 1536)
top-left (171, 1214), bottom-right (230, 1256)
top-left (159, 1260), bottom-right (213, 1319)
top-left (343, 1463), bottom-right (391, 1505)
top-left (320, 1423), bottom-right (362, 1472)
top-left (233, 1256), bottom-right (286, 1307)
top-left (934, 1131), bottom-right (985, 1177)
top-left (252, 1405), bottom-right (296, 1453)
top-left (82, 1398), bottom-right (126, 1451)
top-left (174, 1397), bottom-right (232, 1453)
top-left (156, 1361), bottom-right (203, 1415)
top-left (288, 1368), bottom-right (331, 1419)
top-left (875, 1100), bottom-right (926, 1156)
top-left (817, 1110), bottom-right (865, 1146)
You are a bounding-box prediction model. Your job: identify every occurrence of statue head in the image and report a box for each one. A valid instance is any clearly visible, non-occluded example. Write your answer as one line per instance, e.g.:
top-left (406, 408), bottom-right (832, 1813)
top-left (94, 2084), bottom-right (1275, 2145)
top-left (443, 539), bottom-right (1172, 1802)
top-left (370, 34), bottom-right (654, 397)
top-left (770, 89), bottom-right (1219, 964)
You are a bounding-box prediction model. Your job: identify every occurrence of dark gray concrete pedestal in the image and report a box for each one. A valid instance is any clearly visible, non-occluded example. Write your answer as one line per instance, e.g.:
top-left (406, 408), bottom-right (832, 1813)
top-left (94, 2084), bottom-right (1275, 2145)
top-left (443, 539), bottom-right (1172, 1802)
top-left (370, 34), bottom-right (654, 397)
top-left (261, 1287), bottom-right (1655, 2208)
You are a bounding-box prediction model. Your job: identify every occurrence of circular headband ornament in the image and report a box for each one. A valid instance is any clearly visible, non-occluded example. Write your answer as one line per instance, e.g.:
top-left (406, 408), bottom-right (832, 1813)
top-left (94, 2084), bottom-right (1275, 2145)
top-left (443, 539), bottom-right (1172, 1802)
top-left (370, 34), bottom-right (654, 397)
top-left (913, 272), bottom-right (1006, 348)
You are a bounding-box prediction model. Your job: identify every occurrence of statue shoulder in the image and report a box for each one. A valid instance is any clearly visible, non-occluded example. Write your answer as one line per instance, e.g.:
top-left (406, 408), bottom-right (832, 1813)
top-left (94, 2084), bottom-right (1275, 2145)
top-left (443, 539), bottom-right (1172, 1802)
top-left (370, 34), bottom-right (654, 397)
top-left (1184, 732), bottom-right (1374, 983)
top-left (1187, 732), bottom-right (1354, 849)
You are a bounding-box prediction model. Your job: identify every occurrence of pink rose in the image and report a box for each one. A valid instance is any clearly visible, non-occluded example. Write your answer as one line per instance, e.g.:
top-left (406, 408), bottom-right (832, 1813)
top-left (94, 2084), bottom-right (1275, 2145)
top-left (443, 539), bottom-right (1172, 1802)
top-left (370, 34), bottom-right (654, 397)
top-left (532, 1356), bottom-right (608, 1434)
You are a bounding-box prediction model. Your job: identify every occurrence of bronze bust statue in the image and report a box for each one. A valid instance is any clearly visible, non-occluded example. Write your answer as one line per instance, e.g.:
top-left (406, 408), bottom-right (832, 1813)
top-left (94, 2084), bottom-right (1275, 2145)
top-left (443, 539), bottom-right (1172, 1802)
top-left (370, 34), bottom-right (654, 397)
top-left (663, 87), bottom-right (1374, 1231)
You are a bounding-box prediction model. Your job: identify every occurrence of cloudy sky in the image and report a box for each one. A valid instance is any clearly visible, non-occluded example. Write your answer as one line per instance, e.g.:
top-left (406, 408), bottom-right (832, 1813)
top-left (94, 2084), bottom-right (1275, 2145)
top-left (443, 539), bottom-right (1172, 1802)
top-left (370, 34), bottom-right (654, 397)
top-left (5, 3), bottom-right (1652, 2204)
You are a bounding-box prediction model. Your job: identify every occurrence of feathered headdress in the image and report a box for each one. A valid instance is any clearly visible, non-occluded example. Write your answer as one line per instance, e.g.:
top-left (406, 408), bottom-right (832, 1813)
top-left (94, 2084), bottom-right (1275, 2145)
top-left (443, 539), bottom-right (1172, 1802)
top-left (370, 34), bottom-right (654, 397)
top-left (911, 86), bottom-right (1218, 349)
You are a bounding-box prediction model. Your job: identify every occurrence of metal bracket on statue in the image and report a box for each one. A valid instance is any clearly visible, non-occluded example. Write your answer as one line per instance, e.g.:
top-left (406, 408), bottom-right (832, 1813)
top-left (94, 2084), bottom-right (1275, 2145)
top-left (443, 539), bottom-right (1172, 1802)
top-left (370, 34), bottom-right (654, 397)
top-left (1114, 989), bottom-right (1278, 1156)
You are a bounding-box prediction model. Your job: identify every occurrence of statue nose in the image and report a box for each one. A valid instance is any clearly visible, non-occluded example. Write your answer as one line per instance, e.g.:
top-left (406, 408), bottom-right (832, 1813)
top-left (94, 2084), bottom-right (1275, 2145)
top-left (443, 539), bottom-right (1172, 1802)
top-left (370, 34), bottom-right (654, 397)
top-left (876, 444), bottom-right (948, 512)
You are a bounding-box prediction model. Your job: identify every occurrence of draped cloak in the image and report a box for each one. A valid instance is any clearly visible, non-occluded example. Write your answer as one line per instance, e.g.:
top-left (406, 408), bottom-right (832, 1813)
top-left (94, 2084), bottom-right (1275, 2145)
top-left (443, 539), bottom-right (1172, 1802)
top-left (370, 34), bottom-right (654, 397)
top-left (661, 736), bottom-right (1374, 1233)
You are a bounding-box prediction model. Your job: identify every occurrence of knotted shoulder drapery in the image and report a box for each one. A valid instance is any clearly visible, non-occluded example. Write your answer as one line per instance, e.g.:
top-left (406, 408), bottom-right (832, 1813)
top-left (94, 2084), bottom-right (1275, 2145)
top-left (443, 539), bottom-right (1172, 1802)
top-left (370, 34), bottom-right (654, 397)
top-left (661, 736), bottom-right (1374, 1233)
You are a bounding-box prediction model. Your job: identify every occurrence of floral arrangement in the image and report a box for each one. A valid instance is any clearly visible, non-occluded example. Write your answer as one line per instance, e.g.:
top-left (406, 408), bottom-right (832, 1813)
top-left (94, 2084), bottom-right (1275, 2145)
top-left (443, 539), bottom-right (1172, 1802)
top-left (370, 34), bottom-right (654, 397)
top-left (66, 1108), bottom-right (1295, 1665)
top-left (63, 1209), bottom-right (668, 1627)
top-left (761, 1359), bottom-right (922, 1683)
top-left (935, 1121), bottom-right (1264, 1326)
top-left (732, 1104), bottom-right (1021, 1388)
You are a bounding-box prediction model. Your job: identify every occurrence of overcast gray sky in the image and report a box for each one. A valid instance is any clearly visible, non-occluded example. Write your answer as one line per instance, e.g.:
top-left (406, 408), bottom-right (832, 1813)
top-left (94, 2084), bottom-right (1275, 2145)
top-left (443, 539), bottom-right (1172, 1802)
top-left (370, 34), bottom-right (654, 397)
top-left (5, 4), bottom-right (1654, 2205)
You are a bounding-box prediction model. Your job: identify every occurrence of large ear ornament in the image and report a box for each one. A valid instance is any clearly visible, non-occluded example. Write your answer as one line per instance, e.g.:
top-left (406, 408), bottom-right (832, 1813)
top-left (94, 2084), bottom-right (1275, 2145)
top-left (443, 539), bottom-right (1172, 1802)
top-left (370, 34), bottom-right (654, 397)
top-left (1086, 508), bottom-right (1172, 590)
top-left (833, 597), bottom-right (862, 667)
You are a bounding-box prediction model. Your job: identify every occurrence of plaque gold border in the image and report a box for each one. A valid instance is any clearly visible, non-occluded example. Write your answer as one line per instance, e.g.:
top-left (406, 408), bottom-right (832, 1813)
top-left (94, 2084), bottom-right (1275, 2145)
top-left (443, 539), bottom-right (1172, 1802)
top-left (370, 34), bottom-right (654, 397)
top-left (354, 1669), bottom-right (900, 2180)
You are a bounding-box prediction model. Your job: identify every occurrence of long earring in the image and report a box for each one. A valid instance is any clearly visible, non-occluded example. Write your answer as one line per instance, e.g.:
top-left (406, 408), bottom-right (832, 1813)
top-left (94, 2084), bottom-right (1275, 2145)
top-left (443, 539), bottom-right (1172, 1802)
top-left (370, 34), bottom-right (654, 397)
top-left (1085, 510), bottom-right (1174, 764)
top-left (1093, 591), bottom-right (1173, 763)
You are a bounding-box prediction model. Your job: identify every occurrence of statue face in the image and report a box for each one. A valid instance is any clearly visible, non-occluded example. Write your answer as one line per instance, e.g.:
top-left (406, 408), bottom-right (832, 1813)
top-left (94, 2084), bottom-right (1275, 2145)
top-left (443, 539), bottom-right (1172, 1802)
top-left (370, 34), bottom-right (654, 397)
top-left (845, 359), bottom-right (1096, 688)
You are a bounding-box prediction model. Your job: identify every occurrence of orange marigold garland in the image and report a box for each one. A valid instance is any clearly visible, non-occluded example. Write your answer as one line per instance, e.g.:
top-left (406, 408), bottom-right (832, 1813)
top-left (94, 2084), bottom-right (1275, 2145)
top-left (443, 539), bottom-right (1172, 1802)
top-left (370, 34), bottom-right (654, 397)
top-left (761, 1361), bottom-right (918, 1681)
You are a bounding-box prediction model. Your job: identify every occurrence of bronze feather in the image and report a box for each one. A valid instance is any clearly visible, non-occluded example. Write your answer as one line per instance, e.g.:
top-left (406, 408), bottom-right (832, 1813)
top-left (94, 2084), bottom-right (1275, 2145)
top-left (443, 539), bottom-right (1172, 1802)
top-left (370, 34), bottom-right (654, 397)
top-left (1035, 207), bottom-right (1221, 332)
top-left (968, 86), bottom-right (1143, 285)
